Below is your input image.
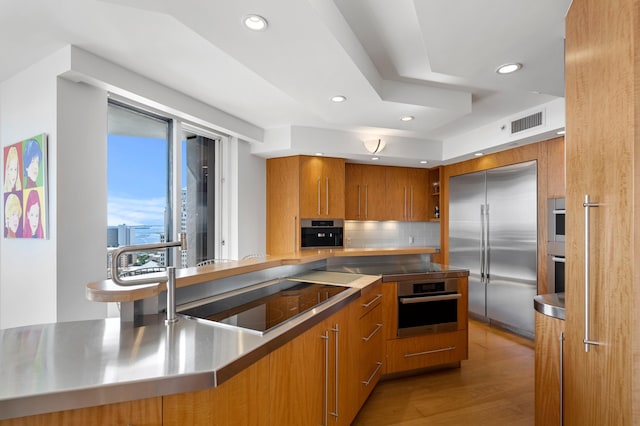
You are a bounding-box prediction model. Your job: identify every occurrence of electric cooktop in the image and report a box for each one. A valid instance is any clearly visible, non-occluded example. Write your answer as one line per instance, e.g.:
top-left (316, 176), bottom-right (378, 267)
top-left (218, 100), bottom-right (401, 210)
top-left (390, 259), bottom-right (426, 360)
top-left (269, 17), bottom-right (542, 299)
top-left (179, 279), bottom-right (348, 335)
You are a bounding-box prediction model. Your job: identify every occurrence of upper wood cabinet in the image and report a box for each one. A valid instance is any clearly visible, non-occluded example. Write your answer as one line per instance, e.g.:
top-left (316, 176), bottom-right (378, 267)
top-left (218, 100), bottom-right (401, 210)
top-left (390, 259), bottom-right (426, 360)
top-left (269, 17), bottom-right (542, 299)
top-left (385, 166), bottom-right (428, 221)
top-left (267, 155), bottom-right (345, 255)
top-left (345, 164), bottom-right (386, 220)
top-left (299, 156), bottom-right (345, 219)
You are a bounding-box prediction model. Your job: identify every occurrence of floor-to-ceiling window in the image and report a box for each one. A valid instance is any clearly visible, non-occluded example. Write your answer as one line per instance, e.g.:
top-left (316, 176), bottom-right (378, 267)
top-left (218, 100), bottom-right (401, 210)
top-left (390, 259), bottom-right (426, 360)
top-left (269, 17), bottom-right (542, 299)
top-left (106, 101), bottom-right (222, 277)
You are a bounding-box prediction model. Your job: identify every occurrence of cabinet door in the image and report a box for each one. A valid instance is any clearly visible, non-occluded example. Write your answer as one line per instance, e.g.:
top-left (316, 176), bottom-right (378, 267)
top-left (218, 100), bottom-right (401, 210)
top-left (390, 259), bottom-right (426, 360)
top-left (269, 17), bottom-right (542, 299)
top-left (299, 156), bottom-right (325, 218)
top-left (163, 356), bottom-right (270, 426)
top-left (407, 168), bottom-right (428, 221)
top-left (0, 398), bottom-right (162, 426)
top-left (322, 157), bottom-right (345, 219)
top-left (269, 320), bottom-right (326, 425)
top-left (266, 156), bottom-right (300, 254)
top-left (385, 167), bottom-right (408, 220)
top-left (360, 165), bottom-right (386, 220)
top-left (345, 164), bottom-right (364, 220)
top-left (564, 0), bottom-right (635, 423)
top-left (534, 312), bottom-right (564, 426)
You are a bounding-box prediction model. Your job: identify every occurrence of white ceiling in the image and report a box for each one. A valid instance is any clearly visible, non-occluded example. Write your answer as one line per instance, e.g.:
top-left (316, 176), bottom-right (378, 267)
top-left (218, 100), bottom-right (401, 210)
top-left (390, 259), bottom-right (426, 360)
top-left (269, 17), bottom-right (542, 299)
top-left (0, 0), bottom-right (570, 165)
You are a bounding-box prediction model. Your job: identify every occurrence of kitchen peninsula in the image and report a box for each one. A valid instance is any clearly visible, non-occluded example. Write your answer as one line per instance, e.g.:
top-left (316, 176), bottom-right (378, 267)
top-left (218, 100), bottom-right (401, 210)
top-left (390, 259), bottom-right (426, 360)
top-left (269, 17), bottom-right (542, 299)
top-left (0, 248), bottom-right (469, 425)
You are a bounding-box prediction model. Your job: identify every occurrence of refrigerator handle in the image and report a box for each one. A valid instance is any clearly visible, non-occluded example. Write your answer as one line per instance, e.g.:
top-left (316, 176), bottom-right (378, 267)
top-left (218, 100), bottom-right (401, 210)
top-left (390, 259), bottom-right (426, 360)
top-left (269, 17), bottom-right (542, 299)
top-left (480, 204), bottom-right (486, 283)
top-left (583, 194), bottom-right (602, 352)
top-left (486, 203), bottom-right (490, 282)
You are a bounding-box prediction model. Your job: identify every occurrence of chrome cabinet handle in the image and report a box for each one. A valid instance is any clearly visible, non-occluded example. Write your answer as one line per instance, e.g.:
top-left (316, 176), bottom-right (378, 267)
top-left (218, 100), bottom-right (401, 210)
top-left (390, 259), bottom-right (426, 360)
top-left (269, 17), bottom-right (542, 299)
top-left (365, 184), bottom-right (369, 219)
top-left (326, 177), bottom-right (329, 215)
top-left (317, 178), bottom-right (321, 216)
top-left (293, 216), bottom-right (297, 252)
top-left (361, 293), bottom-right (382, 308)
top-left (583, 194), bottom-right (602, 352)
top-left (399, 293), bottom-right (462, 304)
top-left (404, 346), bottom-right (456, 358)
top-left (357, 184), bottom-right (361, 218)
top-left (362, 362), bottom-right (383, 386)
top-left (560, 331), bottom-right (564, 425)
top-left (330, 324), bottom-right (339, 419)
top-left (410, 186), bottom-right (414, 219)
top-left (321, 330), bottom-right (329, 426)
top-left (362, 323), bottom-right (383, 342)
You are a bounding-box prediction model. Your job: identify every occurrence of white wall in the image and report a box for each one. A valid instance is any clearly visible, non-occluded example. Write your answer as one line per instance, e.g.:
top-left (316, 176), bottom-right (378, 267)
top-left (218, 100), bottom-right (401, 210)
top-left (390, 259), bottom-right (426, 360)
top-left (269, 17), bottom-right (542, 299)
top-left (0, 46), bottom-right (268, 328)
top-left (0, 50), bottom-right (67, 328)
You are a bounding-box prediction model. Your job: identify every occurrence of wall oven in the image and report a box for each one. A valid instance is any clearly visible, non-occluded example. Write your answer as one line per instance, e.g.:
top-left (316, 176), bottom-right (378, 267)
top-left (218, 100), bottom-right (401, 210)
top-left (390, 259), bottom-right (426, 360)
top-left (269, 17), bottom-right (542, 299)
top-left (548, 198), bottom-right (566, 242)
top-left (396, 277), bottom-right (461, 336)
top-left (300, 219), bottom-right (344, 248)
top-left (548, 242), bottom-right (565, 293)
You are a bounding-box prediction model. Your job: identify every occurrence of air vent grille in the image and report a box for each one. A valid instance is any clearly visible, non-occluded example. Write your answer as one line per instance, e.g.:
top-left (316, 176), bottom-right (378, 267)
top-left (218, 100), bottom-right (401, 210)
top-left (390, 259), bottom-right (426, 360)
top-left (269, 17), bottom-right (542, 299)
top-left (511, 111), bottom-right (543, 134)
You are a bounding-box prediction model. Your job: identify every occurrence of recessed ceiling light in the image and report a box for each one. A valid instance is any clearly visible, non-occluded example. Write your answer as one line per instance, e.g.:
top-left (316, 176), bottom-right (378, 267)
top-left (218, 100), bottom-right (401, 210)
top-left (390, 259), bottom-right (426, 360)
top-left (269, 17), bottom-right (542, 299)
top-left (557, 130), bottom-right (566, 135)
top-left (243, 14), bottom-right (268, 31)
top-left (496, 63), bottom-right (522, 74)
top-left (474, 152), bottom-right (484, 157)
top-left (371, 157), bottom-right (379, 161)
top-left (401, 116), bottom-right (414, 122)
top-left (331, 95), bottom-right (347, 103)
top-left (420, 160), bottom-right (428, 164)
top-left (315, 152), bottom-right (323, 156)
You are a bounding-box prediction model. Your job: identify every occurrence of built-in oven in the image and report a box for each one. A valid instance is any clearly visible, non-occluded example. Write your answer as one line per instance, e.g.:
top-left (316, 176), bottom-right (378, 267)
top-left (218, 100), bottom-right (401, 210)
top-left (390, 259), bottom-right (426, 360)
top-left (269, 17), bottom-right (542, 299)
top-left (396, 277), bottom-right (461, 337)
top-left (548, 241), bottom-right (565, 293)
top-left (548, 198), bottom-right (566, 242)
top-left (300, 219), bottom-right (344, 248)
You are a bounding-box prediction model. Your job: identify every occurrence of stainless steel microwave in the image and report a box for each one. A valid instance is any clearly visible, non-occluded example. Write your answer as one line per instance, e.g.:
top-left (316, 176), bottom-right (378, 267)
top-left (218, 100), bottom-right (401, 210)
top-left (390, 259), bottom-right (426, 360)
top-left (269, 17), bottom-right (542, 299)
top-left (548, 198), bottom-right (565, 242)
top-left (300, 219), bottom-right (344, 248)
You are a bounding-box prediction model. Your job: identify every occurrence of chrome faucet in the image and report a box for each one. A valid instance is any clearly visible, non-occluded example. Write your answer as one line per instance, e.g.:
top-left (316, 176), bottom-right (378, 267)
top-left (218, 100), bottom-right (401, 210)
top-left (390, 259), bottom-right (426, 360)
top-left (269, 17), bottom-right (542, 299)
top-left (111, 233), bottom-right (187, 325)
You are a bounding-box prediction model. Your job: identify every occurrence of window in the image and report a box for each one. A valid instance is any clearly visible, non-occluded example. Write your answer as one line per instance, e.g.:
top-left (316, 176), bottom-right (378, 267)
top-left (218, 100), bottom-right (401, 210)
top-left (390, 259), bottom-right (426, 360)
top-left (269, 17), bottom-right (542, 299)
top-left (106, 101), bottom-right (222, 277)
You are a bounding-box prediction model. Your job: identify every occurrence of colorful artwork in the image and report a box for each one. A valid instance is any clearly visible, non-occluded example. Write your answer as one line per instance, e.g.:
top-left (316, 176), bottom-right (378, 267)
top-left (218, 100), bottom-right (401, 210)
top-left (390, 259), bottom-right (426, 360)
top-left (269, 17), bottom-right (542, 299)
top-left (3, 134), bottom-right (47, 239)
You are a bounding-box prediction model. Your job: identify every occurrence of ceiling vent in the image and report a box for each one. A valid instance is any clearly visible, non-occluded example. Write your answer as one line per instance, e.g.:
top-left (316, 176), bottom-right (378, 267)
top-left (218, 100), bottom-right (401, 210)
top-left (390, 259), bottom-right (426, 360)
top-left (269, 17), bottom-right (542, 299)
top-left (510, 111), bottom-right (543, 134)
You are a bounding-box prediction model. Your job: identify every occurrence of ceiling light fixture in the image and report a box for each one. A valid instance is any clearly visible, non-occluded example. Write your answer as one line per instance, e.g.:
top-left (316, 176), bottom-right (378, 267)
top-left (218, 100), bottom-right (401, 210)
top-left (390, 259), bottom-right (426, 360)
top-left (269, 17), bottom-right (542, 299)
top-left (401, 116), bottom-right (414, 122)
top-left (474, 152), bottom-right (484, 157)
top-left (363, 139), bottom-right (386, 154)
top-left (371, 157), bottom-right (379, 161)
top-left (557, 130), bottom-right (566, 135)
top-left (496, 63), bottom-right (522, 75)
top-left (331, 95), bottom-right (347, 103)
top-left (315, 152), bottom-right (324, 156)
top-left (420, 160), bottom-right (428, 164)
top-left (243, 14), bottom-right (268, 31)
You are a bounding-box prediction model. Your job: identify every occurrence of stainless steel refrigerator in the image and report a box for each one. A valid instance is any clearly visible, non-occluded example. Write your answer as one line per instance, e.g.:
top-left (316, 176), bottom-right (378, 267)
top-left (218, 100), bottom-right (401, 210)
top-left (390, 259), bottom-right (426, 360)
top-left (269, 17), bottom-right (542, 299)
top-left (448, 161), bottom-right (537, 338)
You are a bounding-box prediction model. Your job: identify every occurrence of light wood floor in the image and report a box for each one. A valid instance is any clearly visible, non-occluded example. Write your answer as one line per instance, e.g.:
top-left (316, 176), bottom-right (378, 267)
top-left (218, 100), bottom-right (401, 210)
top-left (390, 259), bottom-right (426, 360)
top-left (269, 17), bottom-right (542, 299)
top-left (352, 320), bottom-right (535, 426)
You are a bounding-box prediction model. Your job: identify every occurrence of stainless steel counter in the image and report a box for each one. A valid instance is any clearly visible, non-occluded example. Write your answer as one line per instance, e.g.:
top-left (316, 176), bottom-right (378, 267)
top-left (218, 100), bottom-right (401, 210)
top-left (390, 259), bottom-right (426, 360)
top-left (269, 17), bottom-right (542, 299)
top-left (322, 257), bottom-right (470, 281)
top-left (533, 292), bottom-right (566, 320)
top-left (0, 273), bottom-right (376, 420)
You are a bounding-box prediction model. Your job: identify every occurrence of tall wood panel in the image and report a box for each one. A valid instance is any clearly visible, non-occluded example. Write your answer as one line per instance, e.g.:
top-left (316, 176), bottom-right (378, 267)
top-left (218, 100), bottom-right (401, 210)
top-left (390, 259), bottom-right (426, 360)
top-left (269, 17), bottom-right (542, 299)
top-left (564, 0), bottom-right (637, 423)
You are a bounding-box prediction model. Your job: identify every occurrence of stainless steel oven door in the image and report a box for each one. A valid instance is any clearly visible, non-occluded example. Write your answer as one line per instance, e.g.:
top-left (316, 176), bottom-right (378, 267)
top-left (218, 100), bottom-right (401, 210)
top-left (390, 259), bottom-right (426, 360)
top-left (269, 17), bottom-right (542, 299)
top-left (547, 254), bottom-right (565, 293)
top-left (396, 278), bottom-right (461, 336)
top-left (548, 198), bottom-right (566, 242)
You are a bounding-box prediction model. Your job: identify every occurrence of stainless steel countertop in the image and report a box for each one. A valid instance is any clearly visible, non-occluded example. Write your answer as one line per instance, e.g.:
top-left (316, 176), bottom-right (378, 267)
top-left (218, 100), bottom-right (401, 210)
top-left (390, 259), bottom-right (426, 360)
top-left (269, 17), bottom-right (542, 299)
top-left (533, 292), bottom-right (565, 320)
top-left (321, 262), bottom-right (470, 281)
top-left (0, 273), bottom-right (376, 420)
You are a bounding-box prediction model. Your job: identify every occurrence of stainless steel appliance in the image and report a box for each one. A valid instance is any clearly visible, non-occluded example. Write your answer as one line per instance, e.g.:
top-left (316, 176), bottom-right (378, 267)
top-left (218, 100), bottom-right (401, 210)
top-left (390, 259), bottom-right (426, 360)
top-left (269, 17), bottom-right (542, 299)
top-left (301, 219), bottom-right (344, 248)
top-left (547, 241), bottom-right (565, 293)
top-left (548, 198), bottom-right (566, 242)
top-left (449, 161), bottom-right (537, 338)
top-left (396, 277), bottom-right (461, 336)
top-left (179, 279), bottom-right (348, 334)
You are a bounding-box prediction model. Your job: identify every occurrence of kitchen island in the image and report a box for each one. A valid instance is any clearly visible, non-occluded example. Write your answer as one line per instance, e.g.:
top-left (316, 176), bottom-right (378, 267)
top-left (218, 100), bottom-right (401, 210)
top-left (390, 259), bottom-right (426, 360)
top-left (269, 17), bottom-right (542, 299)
top-left (1, 248), bottom-right (470, 424)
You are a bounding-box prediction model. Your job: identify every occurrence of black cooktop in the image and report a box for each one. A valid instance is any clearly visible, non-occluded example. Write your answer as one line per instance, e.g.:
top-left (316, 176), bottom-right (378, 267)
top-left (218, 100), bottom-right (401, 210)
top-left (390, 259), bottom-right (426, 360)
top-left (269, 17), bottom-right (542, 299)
top-left (179, 280), bottom-right (348, 334)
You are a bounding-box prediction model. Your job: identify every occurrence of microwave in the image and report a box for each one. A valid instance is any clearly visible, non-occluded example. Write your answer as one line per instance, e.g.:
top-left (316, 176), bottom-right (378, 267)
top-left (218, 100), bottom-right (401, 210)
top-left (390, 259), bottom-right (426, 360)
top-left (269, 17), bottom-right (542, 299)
top-left (300, 219), bottom-right (344, 248)
top-left (548, 198), bottom-right (565, 242)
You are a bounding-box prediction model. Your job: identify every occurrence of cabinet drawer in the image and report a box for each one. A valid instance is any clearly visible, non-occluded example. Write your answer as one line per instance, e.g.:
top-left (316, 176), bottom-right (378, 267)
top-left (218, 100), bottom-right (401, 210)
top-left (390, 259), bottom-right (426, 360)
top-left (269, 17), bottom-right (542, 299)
top-left (356, 280), bottom-right (383, 318)
top-left (386, 330), bottom-right (468, 374)
top-left (358, 304), bottom-right (384, 402)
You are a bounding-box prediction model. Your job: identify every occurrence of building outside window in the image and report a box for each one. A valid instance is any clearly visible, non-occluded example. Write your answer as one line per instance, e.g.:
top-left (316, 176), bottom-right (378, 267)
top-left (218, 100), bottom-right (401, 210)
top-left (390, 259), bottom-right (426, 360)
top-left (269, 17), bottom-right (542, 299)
top-left (106, 101), bottom-right (221, 278)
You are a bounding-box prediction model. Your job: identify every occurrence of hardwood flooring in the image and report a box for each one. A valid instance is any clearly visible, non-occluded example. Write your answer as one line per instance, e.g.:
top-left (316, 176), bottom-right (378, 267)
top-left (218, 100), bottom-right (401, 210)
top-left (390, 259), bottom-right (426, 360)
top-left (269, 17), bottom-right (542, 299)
top-left (352, 320), bottom-right (535, 426)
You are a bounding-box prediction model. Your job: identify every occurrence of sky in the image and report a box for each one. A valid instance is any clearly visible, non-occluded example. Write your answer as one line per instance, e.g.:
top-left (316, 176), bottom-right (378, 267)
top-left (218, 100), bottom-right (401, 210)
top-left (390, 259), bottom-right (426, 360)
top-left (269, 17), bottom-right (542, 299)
top-left (107, 134), bottom-right (185, 226)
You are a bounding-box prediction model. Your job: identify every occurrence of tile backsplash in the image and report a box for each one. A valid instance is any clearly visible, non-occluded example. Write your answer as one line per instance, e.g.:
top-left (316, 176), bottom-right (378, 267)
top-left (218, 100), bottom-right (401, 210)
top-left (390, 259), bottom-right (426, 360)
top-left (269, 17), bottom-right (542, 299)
top-left (344, 221), bottom-right (440, 248)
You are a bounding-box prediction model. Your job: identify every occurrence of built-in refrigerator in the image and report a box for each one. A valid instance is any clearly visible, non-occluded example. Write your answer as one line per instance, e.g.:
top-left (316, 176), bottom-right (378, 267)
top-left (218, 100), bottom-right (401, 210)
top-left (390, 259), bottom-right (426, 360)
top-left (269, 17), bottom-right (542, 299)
top-left (448, 161), bottom-right (537, 338)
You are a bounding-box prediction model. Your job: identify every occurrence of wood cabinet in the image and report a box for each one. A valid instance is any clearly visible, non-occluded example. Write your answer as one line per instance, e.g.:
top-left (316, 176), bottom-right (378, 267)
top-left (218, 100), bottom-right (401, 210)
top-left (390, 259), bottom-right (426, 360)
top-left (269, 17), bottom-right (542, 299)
top-left (427, 166), bottom-right (442, 222)
top-left (534, 311), bottom-right (564, 426)
top-left (0, 398), bottom-right (162, 426)
top-left (267, 155), bottom-right (345, 255)
top-left (385, 166), bottom-right (428, 221)
top-left (164, 356), bottom-right (270, 426)
top-left (381, 277), bottom-right (468, 375)
top-left (563, 0), bottom-right (638, 423)
top-left (546, 137), bottom-right (565, 199)
top-left (299, 156), bottom-right (345, 219)
top-left (345, 164), bottom-right (386, 220)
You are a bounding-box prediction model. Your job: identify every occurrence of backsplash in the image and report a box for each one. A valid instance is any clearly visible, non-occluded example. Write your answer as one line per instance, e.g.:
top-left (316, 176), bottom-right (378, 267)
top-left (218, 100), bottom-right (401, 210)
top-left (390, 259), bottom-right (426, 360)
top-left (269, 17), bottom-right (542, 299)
top-left (344, 221), bottom-right (440, 248)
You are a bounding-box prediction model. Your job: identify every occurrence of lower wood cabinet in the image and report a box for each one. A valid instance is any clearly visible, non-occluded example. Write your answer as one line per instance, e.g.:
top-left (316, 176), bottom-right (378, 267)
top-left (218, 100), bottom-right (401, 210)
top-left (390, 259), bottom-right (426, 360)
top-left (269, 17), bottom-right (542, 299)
top-left (0, 397), bottom-right (162, 426)
top-left (535, 311), bottom-right (565, 426)
top-left (385, 330), bottom-right (468, 374)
